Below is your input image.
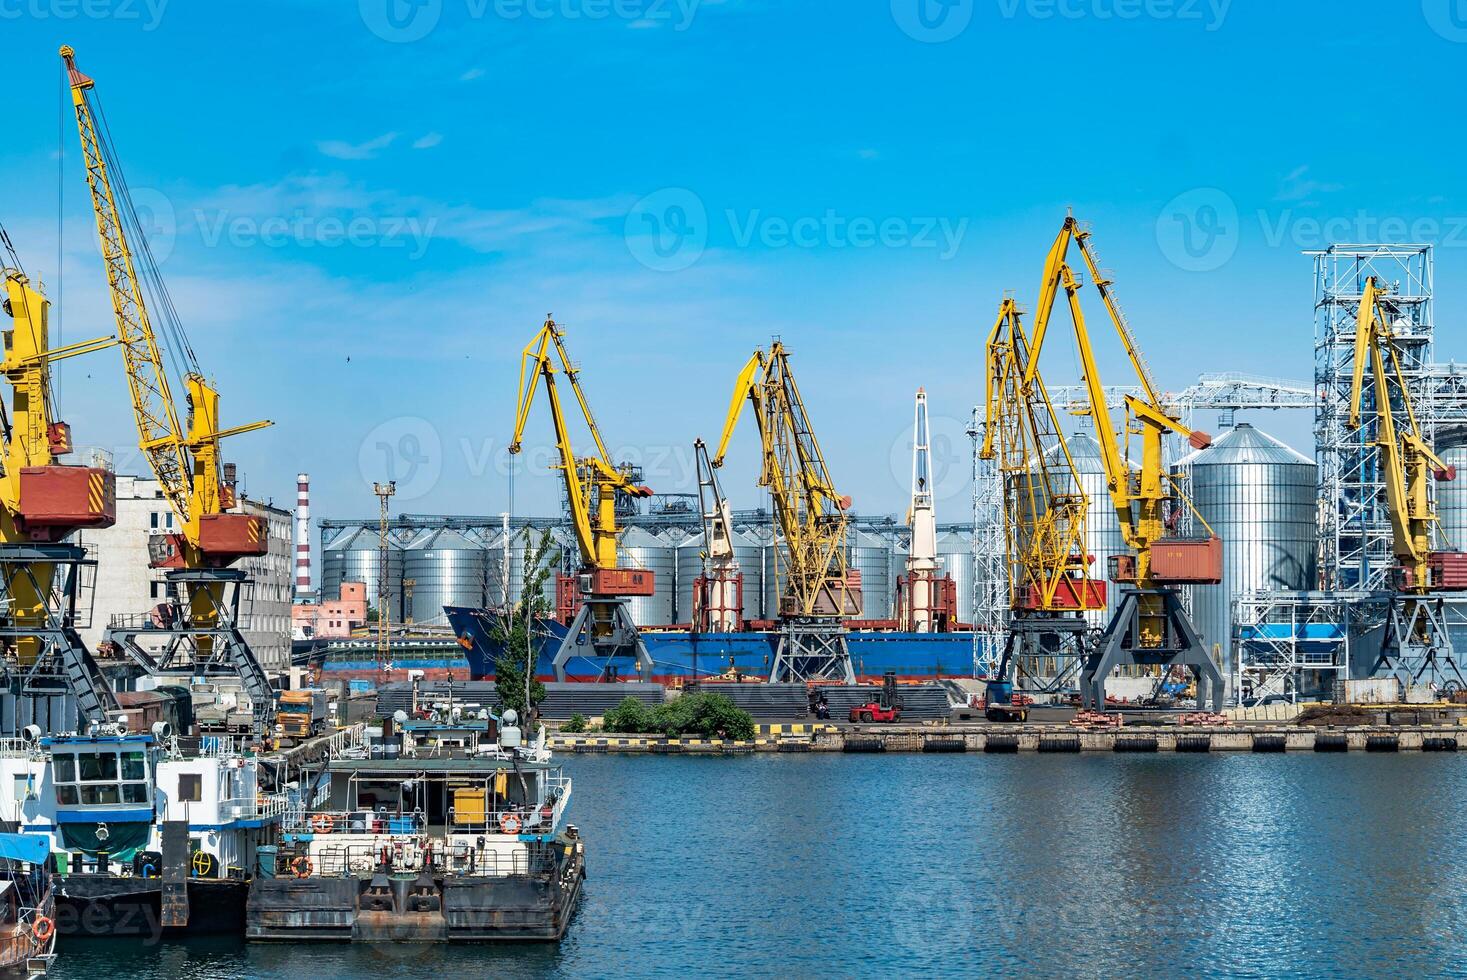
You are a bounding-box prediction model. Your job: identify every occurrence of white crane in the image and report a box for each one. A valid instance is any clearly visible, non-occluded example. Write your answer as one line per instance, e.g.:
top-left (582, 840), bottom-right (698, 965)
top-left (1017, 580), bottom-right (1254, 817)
top-left (900, 389), bottom-right (942, 632)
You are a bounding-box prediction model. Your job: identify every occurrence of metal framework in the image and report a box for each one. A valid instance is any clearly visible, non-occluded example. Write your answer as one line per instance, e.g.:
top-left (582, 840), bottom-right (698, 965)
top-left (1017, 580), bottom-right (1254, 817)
top-left (1231, 590), bottom-right (1355, 705)
top-left (374, 482), bottom-right (396, 684)
top-left (969, 410), bottom-right (1006, 678)
top-left (1314, 245), bottom-right (1435, 592)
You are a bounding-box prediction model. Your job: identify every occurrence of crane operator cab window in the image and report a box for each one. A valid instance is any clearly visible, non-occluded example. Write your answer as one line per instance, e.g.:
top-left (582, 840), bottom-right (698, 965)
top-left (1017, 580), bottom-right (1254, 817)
top-left (52, 748), bottom-right (153, 806)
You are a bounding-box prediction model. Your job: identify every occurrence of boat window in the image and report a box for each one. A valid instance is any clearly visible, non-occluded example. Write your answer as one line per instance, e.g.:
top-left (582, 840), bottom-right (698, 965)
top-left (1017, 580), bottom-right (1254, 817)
top-left (121, 752), bottom-right (147, 781)
top-left (54, 754), bottom-right (76, 782)
top-left (81, 784), bottom-right (121, 805)
top-left (178, 774), bottom-right (202, 802)
top-left (56, 786), bottom-right (78, 805)
top-left (123, 784), bottom-right (149, 804)
top-left (78, 753), bottom-right (118, 782)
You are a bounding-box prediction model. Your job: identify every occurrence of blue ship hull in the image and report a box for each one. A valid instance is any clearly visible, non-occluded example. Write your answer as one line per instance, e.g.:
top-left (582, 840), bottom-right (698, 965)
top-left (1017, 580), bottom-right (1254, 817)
top-left (443, 606), bottom-right (977, 683)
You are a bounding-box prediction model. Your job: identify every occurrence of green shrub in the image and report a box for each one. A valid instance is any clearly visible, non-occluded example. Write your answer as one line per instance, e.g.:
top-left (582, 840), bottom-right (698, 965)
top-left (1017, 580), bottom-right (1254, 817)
top-left (601, 692), bottom-right (754, 740)
top-left (562, 713), bottom-right (588, 734)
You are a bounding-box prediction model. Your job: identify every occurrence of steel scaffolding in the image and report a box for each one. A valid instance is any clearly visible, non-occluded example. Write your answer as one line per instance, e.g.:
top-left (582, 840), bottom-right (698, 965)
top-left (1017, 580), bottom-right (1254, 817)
top-left (969, 408), bottom-right (1006, 677)
top-left (1313, 244), bottom-right (1435, 591)
top-left (1231, 590), bottom-right (1358, 705)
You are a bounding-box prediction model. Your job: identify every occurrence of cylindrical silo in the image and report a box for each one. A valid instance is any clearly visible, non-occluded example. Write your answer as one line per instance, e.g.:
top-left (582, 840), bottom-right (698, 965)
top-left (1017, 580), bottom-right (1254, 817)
top-left (1053, 431), bottom-right (1132, 629)
top-left (848, 529), bottom-right (895, 619)
top-left (936, 529), bottom-right (975, 624)
top-left (675, 530), bottom-right (764, 624)
top-left (504, 524), bottom-right (562, 609)
top-left (618, 527), bottom-right (676, 626)
top-left (320, 526), bottom-right (404, 621)
top-left (1438, 445), bottom-right (1467, 552)
top-left (403, 528), bottom-right (488, 627)
top-left (1174, 423), bottom-right (1317, 682)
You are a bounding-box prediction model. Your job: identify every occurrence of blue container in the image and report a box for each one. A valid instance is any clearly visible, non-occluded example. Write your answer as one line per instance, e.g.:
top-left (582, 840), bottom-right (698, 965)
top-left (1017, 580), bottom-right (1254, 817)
top-left (349, 680), bottom-right (372, 693)
top-left (388, 817), bottom-right (416, 835)
top-left (257, 845), bottom-right (278, 879)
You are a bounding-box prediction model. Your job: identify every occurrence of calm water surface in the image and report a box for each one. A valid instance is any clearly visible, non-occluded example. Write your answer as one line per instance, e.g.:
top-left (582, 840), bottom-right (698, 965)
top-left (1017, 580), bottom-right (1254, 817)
top-left (50, 754), bottom-right (1467, 978)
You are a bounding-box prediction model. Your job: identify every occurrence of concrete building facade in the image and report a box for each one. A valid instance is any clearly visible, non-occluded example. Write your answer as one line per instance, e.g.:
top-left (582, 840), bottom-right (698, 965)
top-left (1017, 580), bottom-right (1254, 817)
top-left (75, 475), bottom-right (294, 672)
top-left (292, 581), bottom-right (369, 640)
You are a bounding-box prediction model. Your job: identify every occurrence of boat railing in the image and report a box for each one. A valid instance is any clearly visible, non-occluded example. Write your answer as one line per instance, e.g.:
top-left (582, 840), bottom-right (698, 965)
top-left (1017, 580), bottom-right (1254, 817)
top-left (325, 723), bottom-right (369, 757)
top-left (220, 792), bottom-right (291, 821)
top-left (299, 841), bottom-right (550, 879)
top-left (288, 789), bottom-right (571, 838)
top-left (0, 738), bottom-right (37, 759)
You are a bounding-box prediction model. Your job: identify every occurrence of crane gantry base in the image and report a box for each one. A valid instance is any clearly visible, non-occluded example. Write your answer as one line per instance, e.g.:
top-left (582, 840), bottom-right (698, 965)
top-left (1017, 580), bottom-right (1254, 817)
top-left (1082, 589), bottom-right (1223, 713)
top-left (0, 544), bottom-right (119, 732)
top-left (103, 568), bottom-right (274, 731)
top-left (1001, 615), bottom-right (1090, 696)
top-left (770, 621), bottom-right (856, 685)
top-left (552, 598), bottom-right (653, 683)
top-left (1375, 595), bottom-right (1464, 694)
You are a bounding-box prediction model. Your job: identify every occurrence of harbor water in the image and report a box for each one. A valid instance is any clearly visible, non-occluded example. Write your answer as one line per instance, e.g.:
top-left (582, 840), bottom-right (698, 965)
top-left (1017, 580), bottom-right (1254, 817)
top-left (50, 753), bottom-right (1467, 978)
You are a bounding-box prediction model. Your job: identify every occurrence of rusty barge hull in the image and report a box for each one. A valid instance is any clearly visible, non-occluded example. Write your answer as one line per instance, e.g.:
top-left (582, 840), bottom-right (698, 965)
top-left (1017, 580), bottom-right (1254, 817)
top-left (245, 860), bottom-right (584, 942)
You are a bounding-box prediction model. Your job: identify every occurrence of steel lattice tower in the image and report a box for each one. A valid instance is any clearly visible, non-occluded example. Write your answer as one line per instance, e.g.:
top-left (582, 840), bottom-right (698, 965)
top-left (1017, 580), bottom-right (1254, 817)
top-left (969, 408), bottom-right (1006, 677)
top-left (1313, 245), bottom-right (1435, 592)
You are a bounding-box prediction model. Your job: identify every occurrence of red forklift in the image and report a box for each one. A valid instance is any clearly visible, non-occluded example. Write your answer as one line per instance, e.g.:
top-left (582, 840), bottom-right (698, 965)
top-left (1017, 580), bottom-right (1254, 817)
top-left (849, 672), bottom-right (904, 723)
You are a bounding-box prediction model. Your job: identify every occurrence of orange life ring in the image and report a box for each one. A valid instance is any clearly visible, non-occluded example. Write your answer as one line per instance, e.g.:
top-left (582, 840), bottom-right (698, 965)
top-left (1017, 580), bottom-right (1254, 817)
top-left (291, 855), bottom-right (313, 879)
top-left (31, 916), bottom-right (53, 942)
top-left (310, 814), bottom-right (334, 834)
top-left (499, 813), bottom-right (522, 835)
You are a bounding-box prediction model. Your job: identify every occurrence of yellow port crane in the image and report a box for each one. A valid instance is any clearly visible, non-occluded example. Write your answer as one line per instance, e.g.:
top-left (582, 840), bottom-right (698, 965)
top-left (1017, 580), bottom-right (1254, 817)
top-left (714, 341), bottom-right (858, 682)
top-left (1023, 215), bottom-right (1225, 711)
top-left (0, 229), bottom-right (121, 723)
top-left (62, 46), bottom-right (275, 722)
top-left (980, 295), bottom-right (1104, 696)
top-left (1349, 276), bottom-right (1463, 687)
top-left (511, 317), bottom-right (655, 681)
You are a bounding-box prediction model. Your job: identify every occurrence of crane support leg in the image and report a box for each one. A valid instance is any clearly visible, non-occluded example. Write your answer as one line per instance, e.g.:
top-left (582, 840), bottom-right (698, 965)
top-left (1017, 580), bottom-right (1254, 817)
top-left (552, 598), bottom-right (653, 683)
top-left (770, 622), bottom-right (855, 684)
top-left (1376, 596), bottom-right (1464, 694)
top-left (1082, 589), bottom-right (1223, 713)
top-left (1006, 616), bottom-right (1090, 696)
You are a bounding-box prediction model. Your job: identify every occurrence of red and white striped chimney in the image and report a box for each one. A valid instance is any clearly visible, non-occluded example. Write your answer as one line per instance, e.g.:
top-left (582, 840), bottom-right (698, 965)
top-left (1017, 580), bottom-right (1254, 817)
top-left (295, 473), bottom-right (312, 600)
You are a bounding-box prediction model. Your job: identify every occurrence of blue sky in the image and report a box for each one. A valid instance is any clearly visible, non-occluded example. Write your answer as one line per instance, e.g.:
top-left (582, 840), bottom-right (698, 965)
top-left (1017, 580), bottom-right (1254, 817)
top-left (2, 0), bottom-right (1464, 530)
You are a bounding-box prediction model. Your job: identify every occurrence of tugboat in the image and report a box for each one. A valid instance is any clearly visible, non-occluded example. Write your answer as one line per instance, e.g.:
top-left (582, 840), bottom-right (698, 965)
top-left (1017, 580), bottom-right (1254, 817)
top-left (247, 707), bottom-right (584, 942)
top-left (0, 723), bottom-right (289, 937)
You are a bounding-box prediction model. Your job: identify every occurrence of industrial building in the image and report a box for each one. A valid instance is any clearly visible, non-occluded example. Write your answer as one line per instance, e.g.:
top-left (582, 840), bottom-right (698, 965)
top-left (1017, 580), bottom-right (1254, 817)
top-left (76, 475), bottom-right (295, 672)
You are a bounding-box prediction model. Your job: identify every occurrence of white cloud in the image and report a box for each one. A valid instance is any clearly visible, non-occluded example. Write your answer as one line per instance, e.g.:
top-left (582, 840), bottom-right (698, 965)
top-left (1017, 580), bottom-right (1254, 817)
top-left (1275, 165), bottom-right (1342, 204)
top-left (316, 133), bottom-right (398, 161)
top-left (413, 133), bottom-right (444, 150)
top-left (460, 67), bottom-right (484, 81)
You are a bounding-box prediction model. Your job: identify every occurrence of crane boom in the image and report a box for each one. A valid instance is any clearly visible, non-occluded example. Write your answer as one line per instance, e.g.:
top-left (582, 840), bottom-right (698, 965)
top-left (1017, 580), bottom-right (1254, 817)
top-left (1349, 276), bottom-right (1453, 587)
top-left (714, 342), bottom-right (857, 620)
top-left (62, 45), bottom-right (271, 568)
top-left (510, 317), bottom-right (652, 582)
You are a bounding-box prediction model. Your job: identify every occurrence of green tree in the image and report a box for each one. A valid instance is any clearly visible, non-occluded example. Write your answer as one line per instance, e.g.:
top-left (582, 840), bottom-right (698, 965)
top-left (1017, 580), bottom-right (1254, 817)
top-left (562, 713), bottom-right (589, 733)
top-left (489, 529), bottom-right (557, 718)
top-left (601, 692), bottom-right (754, 740)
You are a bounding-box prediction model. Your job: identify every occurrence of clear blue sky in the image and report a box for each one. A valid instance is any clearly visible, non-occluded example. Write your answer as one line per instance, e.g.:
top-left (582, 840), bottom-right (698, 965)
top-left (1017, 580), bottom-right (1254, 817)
top-left (1, 1), bottom-right (1463, 528)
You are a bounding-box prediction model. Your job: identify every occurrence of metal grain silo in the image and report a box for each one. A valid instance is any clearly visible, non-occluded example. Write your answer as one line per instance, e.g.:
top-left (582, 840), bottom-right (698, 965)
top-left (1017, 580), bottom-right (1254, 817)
top-left (1053, 431), bottom-right (1131, 629)
top-left (675, 529), bottom-right (764, 624)
top-left (1174, 423), bottom-right (1317, 679)
top-left (618, 526), bottom-right (676, 626)
top-left (504, 524), bottom-right (563, 609)
top-left (848, 529), bottom-right (896, 619)
top-left (403, 529), bottom-right (488, 627)
top-left (320, 526), bottom-right (403, 621)
top-left (1438, 445), bottom-right (1467, 552)
top-left (936, 529), bottom-right (975, 624)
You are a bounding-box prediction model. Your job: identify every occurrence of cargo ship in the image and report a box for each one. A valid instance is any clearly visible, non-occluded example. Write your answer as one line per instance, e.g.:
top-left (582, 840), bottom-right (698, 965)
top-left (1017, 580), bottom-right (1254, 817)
top-left (442, 606), bottom-right (978, 684)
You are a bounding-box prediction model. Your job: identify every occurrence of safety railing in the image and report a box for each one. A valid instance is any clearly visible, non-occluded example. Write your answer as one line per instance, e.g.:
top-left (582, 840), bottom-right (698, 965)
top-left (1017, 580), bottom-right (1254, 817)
top-left (291, 840), bottom-right (552, 880)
